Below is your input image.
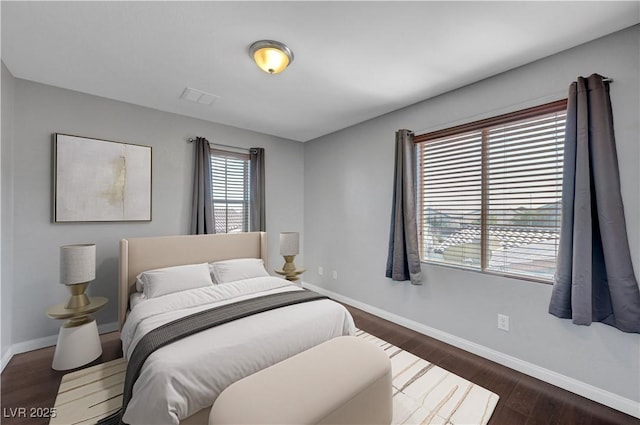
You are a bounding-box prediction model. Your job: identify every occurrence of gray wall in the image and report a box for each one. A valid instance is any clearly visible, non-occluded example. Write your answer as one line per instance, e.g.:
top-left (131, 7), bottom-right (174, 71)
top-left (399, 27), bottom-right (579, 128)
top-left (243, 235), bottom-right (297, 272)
top-left (1, 62), bottom-right (16, 363)
top-left (304, 26), bottom-right (640, 403)
top-left (5, 79), bottom-right (304, 344)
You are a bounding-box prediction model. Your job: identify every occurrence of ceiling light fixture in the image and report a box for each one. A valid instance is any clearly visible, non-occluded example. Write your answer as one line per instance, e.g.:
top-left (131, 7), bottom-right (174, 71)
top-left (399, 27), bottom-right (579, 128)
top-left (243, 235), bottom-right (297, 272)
top-left (249, 40), bottom-right (294, 75)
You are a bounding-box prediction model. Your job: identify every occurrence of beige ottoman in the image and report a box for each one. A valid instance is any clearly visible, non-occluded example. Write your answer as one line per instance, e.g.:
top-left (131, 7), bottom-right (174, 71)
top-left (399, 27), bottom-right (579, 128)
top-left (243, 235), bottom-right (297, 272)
top-left (209, 336), bottom-right (392, 425)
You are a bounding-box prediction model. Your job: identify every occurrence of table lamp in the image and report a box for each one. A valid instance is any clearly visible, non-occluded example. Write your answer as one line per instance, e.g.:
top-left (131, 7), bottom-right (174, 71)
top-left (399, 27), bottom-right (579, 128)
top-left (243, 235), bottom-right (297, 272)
top-left (279, 232), bottom-right (304, 281)
top-left (60, 244), bottom-right (96, 310)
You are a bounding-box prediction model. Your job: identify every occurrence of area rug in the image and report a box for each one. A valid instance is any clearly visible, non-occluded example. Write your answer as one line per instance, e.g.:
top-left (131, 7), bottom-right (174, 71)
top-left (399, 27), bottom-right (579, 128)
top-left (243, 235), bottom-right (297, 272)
top-left (50, 357), bottom-right (126, 425)
top-left (51, 330), bottom-right (498, 425)
top-left (356, 329), bottom-right (499, 425)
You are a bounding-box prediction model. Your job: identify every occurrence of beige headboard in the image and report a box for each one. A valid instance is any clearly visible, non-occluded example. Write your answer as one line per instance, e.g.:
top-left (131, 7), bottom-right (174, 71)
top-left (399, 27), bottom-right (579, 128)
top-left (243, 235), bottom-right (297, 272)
top-left (118, 232), bottom-right (268, 330)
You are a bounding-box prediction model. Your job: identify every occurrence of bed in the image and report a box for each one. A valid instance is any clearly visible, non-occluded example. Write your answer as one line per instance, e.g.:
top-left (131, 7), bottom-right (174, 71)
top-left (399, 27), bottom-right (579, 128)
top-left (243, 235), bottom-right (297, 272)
top-left (118, 232), bottom-right (355, 425)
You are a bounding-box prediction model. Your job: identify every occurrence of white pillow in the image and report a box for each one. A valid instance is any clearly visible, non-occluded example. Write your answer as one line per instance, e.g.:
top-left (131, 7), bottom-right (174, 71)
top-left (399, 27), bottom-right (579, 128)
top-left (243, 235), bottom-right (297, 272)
top-left (135, 276), bottom-right (144, 292)
top-left (129, 292), bottom-right (146, 310)
top-left (210, 258), bottom-right (269, 284)
top-left (137, 263), bottom-right (218, 290)
top-left (138, 263), bottom-right (214, 299)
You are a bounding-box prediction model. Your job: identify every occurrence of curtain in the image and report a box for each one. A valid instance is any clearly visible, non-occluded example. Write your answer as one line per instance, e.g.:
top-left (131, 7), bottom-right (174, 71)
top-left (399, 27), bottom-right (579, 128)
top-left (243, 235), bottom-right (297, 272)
top-left (249, 147), bottom-right (265, 232)
top-left (189, 137), bottom-right (214, 235)
top-left (386, 129), bottom-right (422, 284)
top-left (549, 74), bottom-right (640, 333)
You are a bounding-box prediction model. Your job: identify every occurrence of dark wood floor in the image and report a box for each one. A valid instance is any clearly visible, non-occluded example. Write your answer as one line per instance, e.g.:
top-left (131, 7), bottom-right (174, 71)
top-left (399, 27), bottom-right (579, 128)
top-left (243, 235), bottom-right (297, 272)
top-left (1, 332), bottom-right (122, 425)
top-left (344, 305), bottom-right (639, 425)
top-left (1, 305), bottom-right (638, 425)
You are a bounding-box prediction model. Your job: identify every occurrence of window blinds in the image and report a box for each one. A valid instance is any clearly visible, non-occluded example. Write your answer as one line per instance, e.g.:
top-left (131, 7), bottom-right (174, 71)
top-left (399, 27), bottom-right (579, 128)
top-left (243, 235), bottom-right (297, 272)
top-left (210, 149), bottom-right (250, 233)
top-left (485, 109), bottom-right (566, 280)
top-left (418, 131), bottom-right (483, 269)
top-left (416, 100), bottom-right (567, 281)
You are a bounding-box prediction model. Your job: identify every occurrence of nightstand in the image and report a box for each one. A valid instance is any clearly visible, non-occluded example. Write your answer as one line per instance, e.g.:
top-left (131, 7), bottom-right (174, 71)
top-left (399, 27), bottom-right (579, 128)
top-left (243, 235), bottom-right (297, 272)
top-left (47, 296), bottom-right (107, 370)
top-left (275, 268), bottom-right (306, 282)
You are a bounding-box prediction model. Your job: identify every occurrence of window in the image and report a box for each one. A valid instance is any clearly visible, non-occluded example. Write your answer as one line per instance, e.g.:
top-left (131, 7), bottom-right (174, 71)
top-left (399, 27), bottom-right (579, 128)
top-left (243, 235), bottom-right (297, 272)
top-left (210, 149), bottom-right (250, 233)
top-left (416, 100), bottom-right (567, 282)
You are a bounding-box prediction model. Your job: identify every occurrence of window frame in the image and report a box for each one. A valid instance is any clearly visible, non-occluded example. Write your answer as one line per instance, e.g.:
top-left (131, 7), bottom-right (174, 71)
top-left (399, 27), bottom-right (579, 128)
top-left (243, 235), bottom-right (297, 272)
top-left (209, 148), bottom-right (251, 234)
top-left (414, 99), bottom-right (567, 284)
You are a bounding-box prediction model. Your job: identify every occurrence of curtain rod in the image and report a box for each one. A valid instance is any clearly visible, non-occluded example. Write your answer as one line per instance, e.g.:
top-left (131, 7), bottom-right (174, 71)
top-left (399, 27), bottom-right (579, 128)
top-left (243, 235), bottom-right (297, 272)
top-left (186, 138), bottom-right (250, 152)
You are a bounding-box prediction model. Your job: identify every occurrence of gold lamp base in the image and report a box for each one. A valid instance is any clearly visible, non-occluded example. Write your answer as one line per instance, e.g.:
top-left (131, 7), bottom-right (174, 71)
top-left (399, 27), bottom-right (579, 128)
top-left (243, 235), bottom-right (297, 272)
top-left (275, 255), bottom-right (305, 282)
top-left (65, 282), bottom-right (90, 309)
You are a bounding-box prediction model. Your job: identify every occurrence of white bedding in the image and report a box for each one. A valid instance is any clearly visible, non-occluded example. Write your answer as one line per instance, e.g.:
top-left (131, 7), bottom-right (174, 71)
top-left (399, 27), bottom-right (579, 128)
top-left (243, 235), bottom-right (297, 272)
top-left (121, 276), bottom-right (356, 425)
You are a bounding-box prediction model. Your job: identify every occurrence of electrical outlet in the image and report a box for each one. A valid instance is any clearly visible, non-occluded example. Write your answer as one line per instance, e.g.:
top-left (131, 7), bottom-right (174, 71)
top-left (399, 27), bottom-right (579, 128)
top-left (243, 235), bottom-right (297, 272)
top-left (332, 270), bottom-right (338, 280)
top-left (318, 266), bottom-right (323, 276)
top-left (497, 314), bottom-right (510, 331)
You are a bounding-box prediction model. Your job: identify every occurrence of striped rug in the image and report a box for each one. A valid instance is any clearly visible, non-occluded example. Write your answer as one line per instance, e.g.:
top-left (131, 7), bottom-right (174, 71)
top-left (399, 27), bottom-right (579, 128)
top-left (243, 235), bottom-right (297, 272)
top-left (356, 329), bottom-right (499, 425)
top-left (51, 357), bottom-right (125, 425)
top-left (51, 330), bottom-right (498, 425)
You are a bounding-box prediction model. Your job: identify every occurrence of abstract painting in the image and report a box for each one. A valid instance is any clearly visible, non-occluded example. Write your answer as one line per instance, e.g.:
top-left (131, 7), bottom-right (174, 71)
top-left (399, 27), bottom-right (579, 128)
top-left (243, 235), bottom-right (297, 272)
top-left (54, 134), bottom-right (151, 222)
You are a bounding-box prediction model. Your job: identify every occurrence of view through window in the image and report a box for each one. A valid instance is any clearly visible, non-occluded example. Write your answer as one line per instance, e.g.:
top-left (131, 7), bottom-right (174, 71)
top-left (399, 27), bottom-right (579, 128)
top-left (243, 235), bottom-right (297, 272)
top-left (416, 100), bottom-right (567, 282)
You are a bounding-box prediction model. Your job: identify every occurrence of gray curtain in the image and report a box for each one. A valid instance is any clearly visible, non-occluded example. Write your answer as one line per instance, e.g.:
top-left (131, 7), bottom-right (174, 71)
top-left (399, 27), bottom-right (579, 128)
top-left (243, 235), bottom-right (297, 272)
top-left (386, 130), bottom-right (422, 284)
top-left (189, 137), bottom-right (214, 235)
top-left (249, 147), bottom-right (265, 232)
top-left (549, 74), bottom-right (640, 333)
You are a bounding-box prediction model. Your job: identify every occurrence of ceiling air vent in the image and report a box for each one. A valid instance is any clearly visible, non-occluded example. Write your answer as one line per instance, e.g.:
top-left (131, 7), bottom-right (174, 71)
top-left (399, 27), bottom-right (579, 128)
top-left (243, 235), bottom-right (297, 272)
top-left (180, 87), bottom-right (220, 106)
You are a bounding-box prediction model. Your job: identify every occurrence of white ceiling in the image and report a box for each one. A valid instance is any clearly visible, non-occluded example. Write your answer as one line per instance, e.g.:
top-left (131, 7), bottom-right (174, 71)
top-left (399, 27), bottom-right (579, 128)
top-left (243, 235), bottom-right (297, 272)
top-left (2, 1), bottom-right (639, 142)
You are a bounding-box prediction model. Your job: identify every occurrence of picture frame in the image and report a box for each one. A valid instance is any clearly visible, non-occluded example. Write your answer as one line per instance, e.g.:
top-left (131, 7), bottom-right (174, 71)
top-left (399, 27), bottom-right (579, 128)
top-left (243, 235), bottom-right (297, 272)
top-left (53, 133), bottom-right (152, 222)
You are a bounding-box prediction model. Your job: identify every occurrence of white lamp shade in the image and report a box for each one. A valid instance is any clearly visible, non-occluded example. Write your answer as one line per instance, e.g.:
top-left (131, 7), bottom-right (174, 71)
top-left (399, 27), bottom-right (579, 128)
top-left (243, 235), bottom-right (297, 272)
top-left (60, 244), bottom-right (96, 284)
top-left (280, 232), bottom-right (299, 256)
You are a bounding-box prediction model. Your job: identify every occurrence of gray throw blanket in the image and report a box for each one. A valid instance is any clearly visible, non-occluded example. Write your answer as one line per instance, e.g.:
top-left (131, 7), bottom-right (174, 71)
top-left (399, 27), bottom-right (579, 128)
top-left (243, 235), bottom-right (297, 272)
top-left (98, 289), bottom-right (328, 425)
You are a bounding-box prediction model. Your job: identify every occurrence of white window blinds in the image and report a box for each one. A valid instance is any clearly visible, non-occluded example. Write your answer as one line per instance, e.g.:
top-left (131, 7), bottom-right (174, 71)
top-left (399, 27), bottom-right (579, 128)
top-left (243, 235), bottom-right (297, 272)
top-left (416, 100), bottom-right (567, 282)
top-left (418, 131), bottom-right (483, 269)
top-left (210, 149), bottom-right (250, 233)
top-left (485, 110), bottom-right (566, 280)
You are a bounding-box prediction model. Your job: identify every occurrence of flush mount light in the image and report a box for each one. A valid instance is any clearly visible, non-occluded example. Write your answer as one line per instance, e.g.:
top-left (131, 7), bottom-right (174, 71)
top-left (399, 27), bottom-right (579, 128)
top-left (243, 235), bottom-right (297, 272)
top-left (249, 40), bottom-right (294, 75)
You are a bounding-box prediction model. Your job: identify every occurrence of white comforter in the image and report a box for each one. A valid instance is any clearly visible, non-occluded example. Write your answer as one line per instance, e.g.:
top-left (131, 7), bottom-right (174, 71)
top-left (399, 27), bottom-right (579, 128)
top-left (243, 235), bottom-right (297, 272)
top-left (121, 276), bottom-right (356, 425)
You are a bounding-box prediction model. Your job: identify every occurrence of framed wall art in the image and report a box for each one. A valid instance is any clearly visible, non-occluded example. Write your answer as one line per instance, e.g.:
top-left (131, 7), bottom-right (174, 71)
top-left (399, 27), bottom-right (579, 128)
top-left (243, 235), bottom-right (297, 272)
top-left (53, 133), bottom-right (152, 222)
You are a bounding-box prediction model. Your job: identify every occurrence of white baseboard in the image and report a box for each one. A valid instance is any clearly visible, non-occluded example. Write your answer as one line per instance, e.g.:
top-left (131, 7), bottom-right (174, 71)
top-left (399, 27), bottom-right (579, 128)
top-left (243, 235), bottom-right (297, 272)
top-left (0, 321), bottom-right (118, 373)
top-left (303, 282), bottom-right (640, 419)
top-left (1, 346), bottom-right (14, 373)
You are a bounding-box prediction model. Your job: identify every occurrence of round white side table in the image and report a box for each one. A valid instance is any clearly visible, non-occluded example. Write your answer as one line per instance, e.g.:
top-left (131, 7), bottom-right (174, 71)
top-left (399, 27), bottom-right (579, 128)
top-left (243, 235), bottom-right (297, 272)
top-left (47, 296), bottom-right (108, 371)
top-left (51, 319), bottom-right (102, 370)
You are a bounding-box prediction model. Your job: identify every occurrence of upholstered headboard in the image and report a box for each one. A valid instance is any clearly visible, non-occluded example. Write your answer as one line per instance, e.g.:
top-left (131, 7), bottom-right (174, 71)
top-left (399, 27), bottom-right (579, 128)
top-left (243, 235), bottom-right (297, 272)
top-left (118, 232), bottom-right (268, 330)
